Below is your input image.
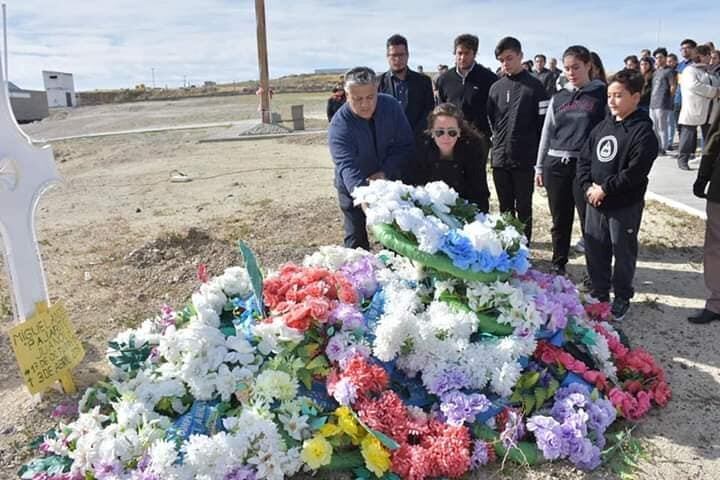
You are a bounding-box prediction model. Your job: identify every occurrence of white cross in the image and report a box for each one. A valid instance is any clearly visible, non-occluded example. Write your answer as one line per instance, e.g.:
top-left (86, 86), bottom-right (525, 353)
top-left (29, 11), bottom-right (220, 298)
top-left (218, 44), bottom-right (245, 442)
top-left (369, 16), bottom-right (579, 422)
top-left (0, 61), bottom-right (60, 322)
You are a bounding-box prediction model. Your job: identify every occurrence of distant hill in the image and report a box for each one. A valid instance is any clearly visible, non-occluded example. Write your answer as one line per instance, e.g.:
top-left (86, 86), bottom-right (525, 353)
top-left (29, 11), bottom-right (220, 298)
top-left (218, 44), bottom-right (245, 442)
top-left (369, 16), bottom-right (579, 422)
top-left (78, 73), bottom-right (344, 106)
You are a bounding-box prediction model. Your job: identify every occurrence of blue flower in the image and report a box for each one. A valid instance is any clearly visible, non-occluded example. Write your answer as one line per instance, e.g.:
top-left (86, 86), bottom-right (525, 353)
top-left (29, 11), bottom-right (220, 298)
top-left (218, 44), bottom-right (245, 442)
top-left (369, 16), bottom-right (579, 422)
top-left (473, 250), bottom-right (497, 273)
top-left (440, 230), bottom-right (477, 270)
top-left (509, 247), bottom-right (530, 274)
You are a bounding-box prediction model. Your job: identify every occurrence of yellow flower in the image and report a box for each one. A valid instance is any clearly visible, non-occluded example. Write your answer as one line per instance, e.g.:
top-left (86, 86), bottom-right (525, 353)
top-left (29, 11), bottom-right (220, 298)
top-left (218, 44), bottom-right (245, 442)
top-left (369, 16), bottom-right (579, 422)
top-left (361, 435), bottom-right (391, 477)
top-left (301, 435), bottom-right (333, 470)
top-left (336, 409), bottom-right (363, 443)
top-left (319, 422), bottom-right (342, 437)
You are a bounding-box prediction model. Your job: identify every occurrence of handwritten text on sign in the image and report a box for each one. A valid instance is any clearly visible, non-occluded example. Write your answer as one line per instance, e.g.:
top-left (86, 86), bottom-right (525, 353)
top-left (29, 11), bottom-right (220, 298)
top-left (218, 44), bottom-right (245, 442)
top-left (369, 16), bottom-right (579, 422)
top-left (9, 303), bottom-right (85, 394)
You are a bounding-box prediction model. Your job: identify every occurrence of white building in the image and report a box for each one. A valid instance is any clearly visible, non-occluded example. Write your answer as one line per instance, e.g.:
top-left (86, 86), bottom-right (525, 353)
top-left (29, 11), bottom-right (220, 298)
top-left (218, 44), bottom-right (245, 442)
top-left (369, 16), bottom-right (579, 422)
top-left (42, 71), bottom-right (78, 108)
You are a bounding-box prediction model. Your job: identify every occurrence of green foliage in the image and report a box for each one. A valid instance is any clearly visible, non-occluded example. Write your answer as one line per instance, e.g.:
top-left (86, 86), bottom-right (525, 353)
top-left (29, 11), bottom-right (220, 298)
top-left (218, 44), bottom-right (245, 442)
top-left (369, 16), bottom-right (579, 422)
top-left (18, 455), bottom-right (72, 479)
top-left (509, 371), bottom-right (559, 416)
top-left (603, 425), bottom-right (648, 479)
top-left (238, 241), bottom-right (265, 318)
top-left (107, 335), bottom-right (153, 373)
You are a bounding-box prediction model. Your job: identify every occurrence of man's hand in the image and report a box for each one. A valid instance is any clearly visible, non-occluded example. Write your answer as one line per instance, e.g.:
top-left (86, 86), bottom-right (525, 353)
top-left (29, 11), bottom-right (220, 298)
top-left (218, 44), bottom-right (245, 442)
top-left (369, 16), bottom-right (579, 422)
top-left (693, 179), bottom-right (708, 198)
top-left (535, 173), bottom-right (544, 188)
top-left (368, 171), bottom-right (386, 181)
top-left (586, 183), bottom-right (606, 207)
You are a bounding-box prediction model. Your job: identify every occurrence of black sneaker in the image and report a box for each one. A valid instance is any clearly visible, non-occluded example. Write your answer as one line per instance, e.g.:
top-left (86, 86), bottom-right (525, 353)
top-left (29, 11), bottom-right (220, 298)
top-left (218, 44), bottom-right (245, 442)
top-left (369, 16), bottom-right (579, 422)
top-left (551, 264), bottom-right (566, 276)
top-left (611, 297), bottom-right (630, 321)
top-left (589, 290), bottom-right (610, 303)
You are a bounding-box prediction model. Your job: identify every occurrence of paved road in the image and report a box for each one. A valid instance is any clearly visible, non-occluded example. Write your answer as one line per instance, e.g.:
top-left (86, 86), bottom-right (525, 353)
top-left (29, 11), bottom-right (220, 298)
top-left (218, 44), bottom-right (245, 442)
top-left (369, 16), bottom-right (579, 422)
top-left (647, 152), bottom-right (706, 218)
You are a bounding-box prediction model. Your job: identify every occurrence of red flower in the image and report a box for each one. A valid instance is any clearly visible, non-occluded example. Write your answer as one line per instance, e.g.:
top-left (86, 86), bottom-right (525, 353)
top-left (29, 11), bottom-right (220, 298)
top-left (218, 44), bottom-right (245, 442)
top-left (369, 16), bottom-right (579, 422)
top-left (342, 356), bottom-right (389, 396)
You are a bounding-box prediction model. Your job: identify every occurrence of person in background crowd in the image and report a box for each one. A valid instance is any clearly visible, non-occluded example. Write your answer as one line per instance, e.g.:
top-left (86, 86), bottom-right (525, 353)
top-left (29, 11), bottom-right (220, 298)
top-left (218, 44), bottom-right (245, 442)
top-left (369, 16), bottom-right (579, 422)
top-left (674, 39), bottom-right (698, 155)
top-left (590, 51), bottom-right (608, 84)
top-left (577, 69), bottom-right (659, 320)
top-left (433, 64), bottom-right (449, 104)
top-left (436, 34), bottom-right (498, 158)
top-left (536, 45), bottom-right (607, 276)
top-left (690, 104), bottom-right (720, 323)
top-left (417, 65), bottom-right (425, 74)
top-left (413, 103), bottom-right (490, 212)
top-left (667, 52), bottom-right (680, 149)
top-left (640, 48), bottom-right (655, 67)
top-left (328, 67), bottom-right (415, 249)
top-left (549, 57), bottom-right (562, 88)
top-left (650, 48), bottom-right (677, 154)
top-left (533, 53), bottom-right (558, 97)
top-left (639, 56), bottom-right (654, 112)
top-left (711, 50), bottom-right (720, 72)
top-left (487, 36), bottom-right (548, 241)
top-left (326, 86), bottom-right (346, 122)
top-left (624, 55), bottom-right (640, 70)
top-left (677, 44), bottom-right (720, 170)
top-left (378, 34), bottom-right (435, 135)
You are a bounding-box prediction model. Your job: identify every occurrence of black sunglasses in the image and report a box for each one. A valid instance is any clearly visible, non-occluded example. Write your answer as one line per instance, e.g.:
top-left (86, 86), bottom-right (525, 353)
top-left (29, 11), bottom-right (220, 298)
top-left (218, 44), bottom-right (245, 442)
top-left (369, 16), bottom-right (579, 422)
top-left (432, 128), bottom-right (460, 138)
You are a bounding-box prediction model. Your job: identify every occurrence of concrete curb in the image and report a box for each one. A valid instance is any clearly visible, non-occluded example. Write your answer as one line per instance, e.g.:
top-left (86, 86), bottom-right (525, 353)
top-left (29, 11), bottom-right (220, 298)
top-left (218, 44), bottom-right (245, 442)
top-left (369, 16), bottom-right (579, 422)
top-left (646, 191), bottom-right (707, 220)
top-left (199, 129), bottom-right (327, 143)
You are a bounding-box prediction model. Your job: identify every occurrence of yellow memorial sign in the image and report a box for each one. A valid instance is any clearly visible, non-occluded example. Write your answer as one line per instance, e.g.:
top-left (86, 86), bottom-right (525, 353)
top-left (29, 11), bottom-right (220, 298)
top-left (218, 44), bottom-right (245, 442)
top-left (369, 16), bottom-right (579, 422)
top-left (9, 302), bottom-right (84, 394)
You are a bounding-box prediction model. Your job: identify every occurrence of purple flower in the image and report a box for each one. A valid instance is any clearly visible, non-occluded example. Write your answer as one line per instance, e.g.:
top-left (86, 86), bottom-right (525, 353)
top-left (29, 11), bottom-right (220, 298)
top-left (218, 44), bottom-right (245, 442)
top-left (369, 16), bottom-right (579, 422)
top-left (535, 428), bottom-right (564, 460)
top-left (336, 344), bottom-right (371, 369)
top-left (439, 391), bottom-right (491, 426)
top-left (470, 440), bottom-right (493, 468)
top-left (332, 377), bottom-right (358, 406)
top-left (330, 303), bottom-right (365, 331)
top-left (325, 335), bottom-right (346, 363)
top-left (224, 466), bottom-right (257, 480)
top-left (51, 402), bottom-right (78, 419)
top-left (340, 258), bottom-right (378, 298)
top-left (427, 368), bottom-right (470, 396)
top-left (588, 398), bottom-right (616, 432)
top-left (94, 461), bottom-right (123, 479)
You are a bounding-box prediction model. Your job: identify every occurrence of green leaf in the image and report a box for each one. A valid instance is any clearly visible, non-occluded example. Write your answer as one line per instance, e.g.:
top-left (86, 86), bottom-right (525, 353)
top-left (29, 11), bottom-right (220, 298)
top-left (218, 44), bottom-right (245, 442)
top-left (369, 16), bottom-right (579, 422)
top-left (548, 378), bottom-right (560, 397)
top-left (522, 394), bottom-right (536, 414)
top-left (305, 355), bottom-right (329, 371)
top-left (509, 390), bottom-right (523, 403)
top-left (534, 387), bottom-right (547, 409)
top-left (297, 369), bottom-right (312, 390)
top-left (525, 372), bottom-right (541, 389)
top-left (238, 241), bottom-right (265, 318)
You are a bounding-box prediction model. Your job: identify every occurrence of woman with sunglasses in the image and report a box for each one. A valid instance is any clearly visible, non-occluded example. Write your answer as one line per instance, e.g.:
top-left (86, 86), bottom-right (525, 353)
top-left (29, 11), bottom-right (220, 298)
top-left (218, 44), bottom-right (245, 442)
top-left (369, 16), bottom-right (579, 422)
top-left (413, 102), bottom-right (490, 213)
top-left (535, 45), bottom-right (608, 276)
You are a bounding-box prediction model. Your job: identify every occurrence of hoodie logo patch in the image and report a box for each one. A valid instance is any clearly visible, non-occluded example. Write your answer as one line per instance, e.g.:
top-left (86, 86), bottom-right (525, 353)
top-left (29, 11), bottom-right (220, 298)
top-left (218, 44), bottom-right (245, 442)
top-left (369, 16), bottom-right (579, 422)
top-left (596, 135), bottom-right (618, 163)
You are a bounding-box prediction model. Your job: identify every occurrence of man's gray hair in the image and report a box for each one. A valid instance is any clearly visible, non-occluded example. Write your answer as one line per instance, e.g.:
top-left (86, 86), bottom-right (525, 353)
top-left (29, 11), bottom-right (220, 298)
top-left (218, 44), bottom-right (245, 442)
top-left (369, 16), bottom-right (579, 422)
top-left (343, 67), bottom-right (377, 90)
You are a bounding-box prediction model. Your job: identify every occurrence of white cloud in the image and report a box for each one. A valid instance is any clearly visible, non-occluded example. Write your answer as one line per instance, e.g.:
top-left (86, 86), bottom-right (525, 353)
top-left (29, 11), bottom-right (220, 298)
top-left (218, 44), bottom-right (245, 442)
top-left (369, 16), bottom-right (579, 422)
top-left (5, 0), bottom-right (720, 91)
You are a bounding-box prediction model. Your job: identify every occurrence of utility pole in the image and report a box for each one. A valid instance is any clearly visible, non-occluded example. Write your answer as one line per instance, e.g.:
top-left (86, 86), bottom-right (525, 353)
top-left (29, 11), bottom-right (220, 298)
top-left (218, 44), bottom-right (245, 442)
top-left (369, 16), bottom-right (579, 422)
top-left (255, 0), bottom-right (270, 124)
top-left (151, 67), bottom-right (155, 89)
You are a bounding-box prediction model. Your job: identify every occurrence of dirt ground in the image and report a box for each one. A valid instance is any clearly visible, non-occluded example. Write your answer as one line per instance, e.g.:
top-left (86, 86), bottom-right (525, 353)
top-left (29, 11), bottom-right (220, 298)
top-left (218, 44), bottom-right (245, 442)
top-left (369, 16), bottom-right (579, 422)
top-left (1, 96), bottom-right (719, 479)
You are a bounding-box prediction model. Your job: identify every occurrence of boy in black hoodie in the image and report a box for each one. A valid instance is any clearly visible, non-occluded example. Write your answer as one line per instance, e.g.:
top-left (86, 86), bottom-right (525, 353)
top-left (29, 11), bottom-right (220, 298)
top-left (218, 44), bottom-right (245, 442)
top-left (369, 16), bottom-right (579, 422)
top-left (577, 69), bottom-right (659, 320)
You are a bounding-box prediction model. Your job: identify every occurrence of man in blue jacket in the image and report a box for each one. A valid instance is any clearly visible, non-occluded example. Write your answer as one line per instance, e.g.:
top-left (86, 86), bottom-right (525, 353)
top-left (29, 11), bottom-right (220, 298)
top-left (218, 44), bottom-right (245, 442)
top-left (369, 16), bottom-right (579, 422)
top-left (328, 67), bottom-right (415, 249)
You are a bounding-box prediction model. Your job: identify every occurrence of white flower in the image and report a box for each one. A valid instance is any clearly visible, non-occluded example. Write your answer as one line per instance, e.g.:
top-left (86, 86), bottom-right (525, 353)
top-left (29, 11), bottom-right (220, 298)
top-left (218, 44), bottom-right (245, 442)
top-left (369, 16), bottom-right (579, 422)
top-left (225, 336), bottom-right (256, 365)
top-left (278, 412), bottom-right (310, 441)
top-left (217, 267), bottom-right (252, 297)
top-left (253, 370), bottom-right (298, 402)
top-left (147, 439), bottom-right (179, 475)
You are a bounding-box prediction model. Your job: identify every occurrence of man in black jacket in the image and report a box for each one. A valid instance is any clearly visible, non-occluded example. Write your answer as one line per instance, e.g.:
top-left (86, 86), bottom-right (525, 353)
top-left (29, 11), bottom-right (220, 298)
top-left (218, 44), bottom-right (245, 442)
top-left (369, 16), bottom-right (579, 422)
top-left (532, 54), bottom-right (557, 97)
top-left (436, 34), bottom-right (498, 142)
top-left (487, 37), bottom-right (548, 241)
top-left (690, 105), bottom-right (720, 323)
top-left (378, 34), bottom-right (435, 135)
top-left (577, 69), bottom-right (659, 320)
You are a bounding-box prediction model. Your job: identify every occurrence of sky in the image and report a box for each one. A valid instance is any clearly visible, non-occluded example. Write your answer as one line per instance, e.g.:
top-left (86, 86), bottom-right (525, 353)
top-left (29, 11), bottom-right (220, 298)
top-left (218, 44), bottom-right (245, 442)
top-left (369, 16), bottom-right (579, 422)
top-left (6, 0), bottom-right (720, 91)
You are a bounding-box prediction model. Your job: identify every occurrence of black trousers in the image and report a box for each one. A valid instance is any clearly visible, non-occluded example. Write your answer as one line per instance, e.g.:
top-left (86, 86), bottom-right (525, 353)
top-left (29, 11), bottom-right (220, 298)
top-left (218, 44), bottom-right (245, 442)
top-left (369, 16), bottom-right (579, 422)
top-left (492, 166), bottom-right (534, 241)
top-left (678, 124), bottom-right (710, 164)
top-left (543, 162), bottom-right (587, 269)
top-left (584, 201), bottom-right (644, 300)
top-left (337, 187), bottom-right (370, 250)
